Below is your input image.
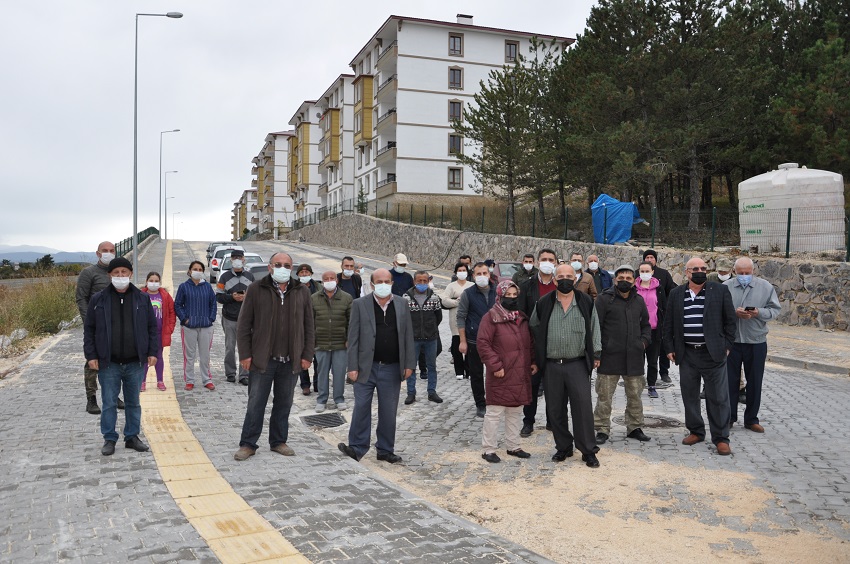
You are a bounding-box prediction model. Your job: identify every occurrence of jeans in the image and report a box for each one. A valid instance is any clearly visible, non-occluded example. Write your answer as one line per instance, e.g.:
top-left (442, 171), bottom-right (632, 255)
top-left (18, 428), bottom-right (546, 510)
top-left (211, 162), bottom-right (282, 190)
top-left (315, 349), bottom-right (347, 405)
top-left (408, 339), bottom-right (438, 395)
top-left (222, 317), bottom-right (247, 379)
top-left (679, 347), bottom-right (730, 445)
top-left (239, 359), bottom-right (297, 450)
top-left (99, 361), bottom-right (144, 442)
top-left (727, 342), bottom-right (767, 425)
top-left (348, 362), bottom-right (402, 458)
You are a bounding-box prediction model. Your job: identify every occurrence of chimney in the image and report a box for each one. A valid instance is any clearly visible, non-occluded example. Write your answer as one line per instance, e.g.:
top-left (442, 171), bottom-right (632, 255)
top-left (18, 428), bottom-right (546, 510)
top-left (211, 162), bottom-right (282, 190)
top-left (456, 14), bottom-right (473, 25)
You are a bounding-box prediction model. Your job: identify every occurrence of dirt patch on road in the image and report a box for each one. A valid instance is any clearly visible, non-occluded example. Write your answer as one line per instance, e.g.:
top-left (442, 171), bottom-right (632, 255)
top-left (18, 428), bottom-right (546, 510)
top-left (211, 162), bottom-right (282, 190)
top-left (0, 335), bottom-right (48, 381)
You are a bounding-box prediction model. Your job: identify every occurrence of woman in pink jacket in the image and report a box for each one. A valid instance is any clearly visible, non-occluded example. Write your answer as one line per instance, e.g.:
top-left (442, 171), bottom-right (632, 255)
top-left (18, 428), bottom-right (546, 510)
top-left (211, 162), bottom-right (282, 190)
top-left (476, 281), bottom-right (538, 463)
top-left (635, 261), bottom-right (666, 398)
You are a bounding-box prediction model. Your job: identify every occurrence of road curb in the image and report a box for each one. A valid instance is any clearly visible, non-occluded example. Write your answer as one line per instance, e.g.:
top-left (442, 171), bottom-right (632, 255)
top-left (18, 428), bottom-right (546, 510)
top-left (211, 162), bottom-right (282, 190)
top-left (767, 354), bottom-right (850, 377)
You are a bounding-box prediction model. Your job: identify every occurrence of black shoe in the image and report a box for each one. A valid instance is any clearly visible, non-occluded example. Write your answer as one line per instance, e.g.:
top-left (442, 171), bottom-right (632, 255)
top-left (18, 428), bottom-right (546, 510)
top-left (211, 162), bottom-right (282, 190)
top-left (428, 392), bottom-right (443, 403)
top-left (545, 423), bottom-right (552, 431)
top-left (475, 406), bottom-right (486, 418)
top-left (482, 452), bottom-right (501, 463)
top-left (377, 452), bottom-right (403, 464)
top-left (117, 398), bottom-right (125, 410)
top-left (125, 436), bottom-right (149, 452)
top-left (101, 440), bottom-right (116, 456)
top-left (506, 449), bottom-right (531, 459)
top-left (404, 394), bottom-right (416, 405)
top-left (86, 396), bottom-right (101, 415)
top-left (699, 388), bottom-right (706, 400)
top-left (660, 374), bottom-right (672, 384)
top-left (520, 423), bottom-right (534, 438)
top-left (627, 428), bottom-right (651, 442)
top-left (419, 372), bottom-right (427, 380)
top-left (537, 387), bottom-right (544, 398)
top-left (338, 443), bottom-right (360, 461)
top-left (582, 453), bottom-right (601, 468)
top-left (551, 449), bottom-right (573, 462)
top-left (738, 389), bottom-right (747, 404)
top-left (226, 375), bottom-right (236, 383)
top-left (239, 377), bottom-right (249, 386)
top-left (595, 432), bottom-right (609, 445)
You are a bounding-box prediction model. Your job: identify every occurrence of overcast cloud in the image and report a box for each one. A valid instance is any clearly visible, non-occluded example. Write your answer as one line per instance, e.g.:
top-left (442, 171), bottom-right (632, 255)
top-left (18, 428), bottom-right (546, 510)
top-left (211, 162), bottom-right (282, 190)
top-left (0, 0), bottom-right (596, 252)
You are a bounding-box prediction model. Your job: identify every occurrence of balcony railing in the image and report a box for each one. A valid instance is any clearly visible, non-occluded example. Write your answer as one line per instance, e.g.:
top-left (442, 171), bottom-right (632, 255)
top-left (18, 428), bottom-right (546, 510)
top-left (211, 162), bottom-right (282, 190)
top-left (377, 174), bottom-right (397, 188)
top-left (377, 74), bottom-right (397, 94)
top-left (377, 40), bottom-right (398, 63)
top-left (377, 108), bottom-right (397, 124)
top-left (377, 142), bottom-right (397, 157)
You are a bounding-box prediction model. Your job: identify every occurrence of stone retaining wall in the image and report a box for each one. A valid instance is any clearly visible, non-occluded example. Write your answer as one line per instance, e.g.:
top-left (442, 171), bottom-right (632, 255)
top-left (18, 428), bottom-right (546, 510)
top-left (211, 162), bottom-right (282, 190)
top-left (289, 214), bottom-right (850, 331)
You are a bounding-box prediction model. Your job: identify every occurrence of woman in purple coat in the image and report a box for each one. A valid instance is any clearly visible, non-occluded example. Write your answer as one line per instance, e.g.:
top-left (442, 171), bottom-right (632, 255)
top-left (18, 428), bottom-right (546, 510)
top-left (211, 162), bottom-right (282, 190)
top-left (476, 281), bottom-right (538, 463)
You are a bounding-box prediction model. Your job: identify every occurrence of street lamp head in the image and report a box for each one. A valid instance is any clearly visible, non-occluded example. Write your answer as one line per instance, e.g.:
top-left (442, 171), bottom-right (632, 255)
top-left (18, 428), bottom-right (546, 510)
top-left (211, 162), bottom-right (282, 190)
top-left (172, 129), bottom-right (181, 132)
top-left (167, 170), bottom-right (178, 174)
top-left (166, 12), bottom-right (183, 18)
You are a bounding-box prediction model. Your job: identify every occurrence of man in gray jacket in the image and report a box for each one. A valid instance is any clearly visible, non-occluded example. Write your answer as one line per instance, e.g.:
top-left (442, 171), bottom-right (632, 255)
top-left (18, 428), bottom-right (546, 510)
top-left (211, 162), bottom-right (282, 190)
top-left (338, 268), bottom-right (415, 464)
top-left (724, 257), bottom-right (781, 433)
top-left (75, 241), bottom-right (117, 415)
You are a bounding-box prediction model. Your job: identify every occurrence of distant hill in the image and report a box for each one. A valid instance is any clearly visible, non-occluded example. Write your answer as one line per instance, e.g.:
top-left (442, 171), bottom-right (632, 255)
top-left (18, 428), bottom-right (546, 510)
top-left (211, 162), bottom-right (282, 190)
top-left (0, 244), bottom-right (60, 254)
top-left (0, 251), bottom-right (98, 264)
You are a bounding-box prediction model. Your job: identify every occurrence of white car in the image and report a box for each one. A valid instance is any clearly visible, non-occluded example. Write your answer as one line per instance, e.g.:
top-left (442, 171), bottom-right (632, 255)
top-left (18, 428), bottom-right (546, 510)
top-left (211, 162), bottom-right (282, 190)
top-left (218, 253), bottom-right (264, 282)
top-left (209, 245), bottom-right (244, 283)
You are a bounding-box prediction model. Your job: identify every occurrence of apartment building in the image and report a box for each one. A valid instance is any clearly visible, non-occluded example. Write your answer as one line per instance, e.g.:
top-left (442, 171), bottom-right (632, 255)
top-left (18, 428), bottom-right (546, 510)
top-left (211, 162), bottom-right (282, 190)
top-left (251, 131), bottom-right (294, 237)
top-left (348, 14), bottom-right (572, 207)
top-left (231, 188), bottom-right (259, 239)
top-left (287, 101), bottom-right (323, 221)
top-left (317, 75), bottom-right (356, 210)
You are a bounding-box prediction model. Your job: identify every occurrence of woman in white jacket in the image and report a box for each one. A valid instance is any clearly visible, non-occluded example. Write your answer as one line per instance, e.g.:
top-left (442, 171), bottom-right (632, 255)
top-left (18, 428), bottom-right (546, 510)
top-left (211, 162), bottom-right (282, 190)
top-left (441, 262), bottom-right (470, 380)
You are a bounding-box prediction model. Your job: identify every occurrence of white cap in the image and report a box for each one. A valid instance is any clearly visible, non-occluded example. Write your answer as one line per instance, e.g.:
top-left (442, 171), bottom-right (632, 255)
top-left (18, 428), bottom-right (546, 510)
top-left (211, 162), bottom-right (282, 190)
top-left (394, 253), bottom-right (409, 265)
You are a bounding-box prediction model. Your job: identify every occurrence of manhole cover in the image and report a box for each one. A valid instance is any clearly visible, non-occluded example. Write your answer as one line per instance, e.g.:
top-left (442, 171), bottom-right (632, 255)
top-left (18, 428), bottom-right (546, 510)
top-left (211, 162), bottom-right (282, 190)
top-left (301, 412), bottom-right (347, 428)
top-left (612, 414), bottom-right (683, 429)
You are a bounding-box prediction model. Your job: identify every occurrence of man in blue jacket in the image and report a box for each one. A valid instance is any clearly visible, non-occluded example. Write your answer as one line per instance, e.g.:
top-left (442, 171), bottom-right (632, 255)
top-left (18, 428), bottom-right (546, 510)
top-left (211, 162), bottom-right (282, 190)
top-left (83, 257), bottom-right (158, 456)
top-left (457, 262), bottom-right (497, 417)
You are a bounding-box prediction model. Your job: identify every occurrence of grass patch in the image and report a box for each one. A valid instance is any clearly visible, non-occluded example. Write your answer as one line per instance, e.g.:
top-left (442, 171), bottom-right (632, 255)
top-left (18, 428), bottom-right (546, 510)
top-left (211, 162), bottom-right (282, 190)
top-left (0, 277), bottom-right (78, 337)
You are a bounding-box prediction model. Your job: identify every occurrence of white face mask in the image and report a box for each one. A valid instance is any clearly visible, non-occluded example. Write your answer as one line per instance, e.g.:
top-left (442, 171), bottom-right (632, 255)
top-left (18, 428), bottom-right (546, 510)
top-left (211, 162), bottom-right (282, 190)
top-left (718, 273), bottom-right (731, 282)
top-left (588, 261), bottom-right (599, 271)
top-left (539, 261), bottom-right (555, 275)
top-left (570, 261), bottom-right (583, 272)
top-left (299, 275), bottom-right (312, 284)
top-left (475, 275), bottom-right (490, 288)
top-left (111, 276), bottom-right (130, 290)
top-left (523, 263), bottom-right (534, 271)
top-left (342, 269), bottom-right (354, 277)
top-left (373, 282), bottom-right (392, 298)
top-left (271, 267), bottom-right (291, 283)
top-left (456, 271), bottom-right (468, 281)
top-left (231, 259), bottom-right (244, 269)
top-left (147, 281), bottom-right (161, 292)
top-left (190, 271), bottom-right (204, 281)
top-left (395, 266), bottom-right (406, 274)
top-left (323, 280), bottom-right (337, 292)
top-left (99, 252), bottom-right (115, 265)
top-left (488, 266), bottom-right (494, 273)
top-left (639, 272), bottom-right (653, 282)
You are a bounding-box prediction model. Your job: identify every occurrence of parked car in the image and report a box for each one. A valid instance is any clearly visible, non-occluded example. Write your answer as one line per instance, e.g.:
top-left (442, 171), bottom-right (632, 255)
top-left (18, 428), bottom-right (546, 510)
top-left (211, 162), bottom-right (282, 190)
top-left (494, 261), bottom-right (522, 283)
top-left (206, 241), bottom-right (232, 264)
top-left (247, 262), bottom-right (269, 280)
top-left (209, 244), bottom-right (244, 283)
top-left (218, 253), bottom-right (264, 281)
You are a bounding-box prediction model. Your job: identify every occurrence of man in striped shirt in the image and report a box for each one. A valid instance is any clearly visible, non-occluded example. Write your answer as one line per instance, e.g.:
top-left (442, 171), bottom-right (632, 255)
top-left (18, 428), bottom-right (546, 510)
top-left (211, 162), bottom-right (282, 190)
top-left (662, 257), bottom-right (736, 455)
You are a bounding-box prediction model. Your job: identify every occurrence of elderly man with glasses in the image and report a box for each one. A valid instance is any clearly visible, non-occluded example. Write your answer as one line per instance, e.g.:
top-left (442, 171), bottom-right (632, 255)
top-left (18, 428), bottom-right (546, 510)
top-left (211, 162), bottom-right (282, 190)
top-left (662, 257), bottom-right (736, 455)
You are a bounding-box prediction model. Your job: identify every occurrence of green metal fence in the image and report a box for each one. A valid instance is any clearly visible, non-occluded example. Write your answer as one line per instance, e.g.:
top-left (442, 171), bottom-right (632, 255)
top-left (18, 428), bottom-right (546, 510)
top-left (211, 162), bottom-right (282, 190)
top-left (116, 226), bottom-right (159, 257)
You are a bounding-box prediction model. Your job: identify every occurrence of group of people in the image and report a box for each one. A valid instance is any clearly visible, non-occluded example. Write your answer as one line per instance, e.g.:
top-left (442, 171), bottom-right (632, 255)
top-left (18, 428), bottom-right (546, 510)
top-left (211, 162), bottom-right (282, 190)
top-left (78, 241), bottom-right (780, 469)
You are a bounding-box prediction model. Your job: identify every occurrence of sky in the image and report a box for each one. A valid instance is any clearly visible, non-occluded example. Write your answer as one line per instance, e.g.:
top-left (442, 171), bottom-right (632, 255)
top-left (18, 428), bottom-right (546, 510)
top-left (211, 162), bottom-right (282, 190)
top-left (0, 1), bottom-right (598, 252)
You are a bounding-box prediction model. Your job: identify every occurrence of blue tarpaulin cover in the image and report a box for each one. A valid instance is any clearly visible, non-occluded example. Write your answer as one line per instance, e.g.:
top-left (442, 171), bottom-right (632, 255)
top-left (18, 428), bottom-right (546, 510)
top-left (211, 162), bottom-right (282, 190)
top-left (591, 194), bottom-right (644, 244)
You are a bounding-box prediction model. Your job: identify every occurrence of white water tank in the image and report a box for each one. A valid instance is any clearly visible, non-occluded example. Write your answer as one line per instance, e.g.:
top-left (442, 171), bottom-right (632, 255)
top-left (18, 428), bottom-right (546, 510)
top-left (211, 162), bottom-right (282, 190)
top-left (738, 163), bottom-right (845, 252)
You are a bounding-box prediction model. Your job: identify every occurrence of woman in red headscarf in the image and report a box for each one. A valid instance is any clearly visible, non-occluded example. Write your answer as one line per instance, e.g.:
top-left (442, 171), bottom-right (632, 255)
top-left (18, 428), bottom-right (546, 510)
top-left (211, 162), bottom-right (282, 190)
top-left (476, 280), bottom-right (537, 463)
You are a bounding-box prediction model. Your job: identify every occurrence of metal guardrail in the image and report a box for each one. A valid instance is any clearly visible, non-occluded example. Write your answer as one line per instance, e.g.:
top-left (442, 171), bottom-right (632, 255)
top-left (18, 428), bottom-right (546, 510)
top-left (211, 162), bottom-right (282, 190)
top-left (116, 226), bottom-right (159, 257)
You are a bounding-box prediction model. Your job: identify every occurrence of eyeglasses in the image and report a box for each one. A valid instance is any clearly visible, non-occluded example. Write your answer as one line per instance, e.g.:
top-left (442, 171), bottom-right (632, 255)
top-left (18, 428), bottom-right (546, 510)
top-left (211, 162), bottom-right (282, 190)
top-left (271, 263), bottom-right (292, 269)
top-left (688, 266), bottom-right (708, 272)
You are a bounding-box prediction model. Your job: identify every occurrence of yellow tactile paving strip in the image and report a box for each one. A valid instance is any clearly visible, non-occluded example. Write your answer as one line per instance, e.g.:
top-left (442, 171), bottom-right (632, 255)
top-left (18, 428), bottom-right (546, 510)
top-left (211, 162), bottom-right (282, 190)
top-left (140, 240), bottom-right (310, 564)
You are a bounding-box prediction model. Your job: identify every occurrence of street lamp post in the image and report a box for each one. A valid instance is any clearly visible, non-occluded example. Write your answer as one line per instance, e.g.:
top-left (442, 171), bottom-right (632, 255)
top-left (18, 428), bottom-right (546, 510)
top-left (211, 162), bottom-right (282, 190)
top-left (164, 170), bottom-right (178, 239)
top-left (165, 196), bottom-right (175, 240)
top-left (172, 212), bottom-right (181, 240)
top-left (133, 11), bottom-right (182, 284)
top-left (159, 129), bottom-right (180, 233)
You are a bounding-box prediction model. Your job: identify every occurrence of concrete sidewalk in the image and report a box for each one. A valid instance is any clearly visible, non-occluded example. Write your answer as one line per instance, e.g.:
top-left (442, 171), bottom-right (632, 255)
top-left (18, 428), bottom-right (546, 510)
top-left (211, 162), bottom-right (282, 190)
top-left (767, 324), bottom-right (850, 376)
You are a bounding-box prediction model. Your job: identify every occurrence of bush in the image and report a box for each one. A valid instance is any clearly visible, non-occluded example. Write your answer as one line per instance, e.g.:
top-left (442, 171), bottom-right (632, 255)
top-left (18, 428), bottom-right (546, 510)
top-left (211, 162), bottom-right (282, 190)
top-left (0, 277), bottom-right (78, 336)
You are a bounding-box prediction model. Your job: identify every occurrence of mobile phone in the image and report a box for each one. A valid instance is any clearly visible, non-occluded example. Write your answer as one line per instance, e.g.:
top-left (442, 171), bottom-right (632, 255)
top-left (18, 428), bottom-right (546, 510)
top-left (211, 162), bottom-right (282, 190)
top-left (744, 306), bottom-right (755, 311)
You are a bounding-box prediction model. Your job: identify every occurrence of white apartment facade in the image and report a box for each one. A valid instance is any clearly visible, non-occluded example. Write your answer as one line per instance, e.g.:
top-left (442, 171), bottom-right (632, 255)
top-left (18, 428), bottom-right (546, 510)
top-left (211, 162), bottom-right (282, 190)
top-left (317, 75), bottom-right (356, 210)
top-left (231, 188), bottom-right (259, 239)
top-left (251, 131), bottom-right (294, 236)
top-left (288, 101), bottom-right (323, 221)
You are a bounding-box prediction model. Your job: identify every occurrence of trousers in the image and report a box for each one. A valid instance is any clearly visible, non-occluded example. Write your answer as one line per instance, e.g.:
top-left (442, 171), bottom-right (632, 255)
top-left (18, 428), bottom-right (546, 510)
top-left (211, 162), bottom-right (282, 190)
top-left (545, 360), bottom-right (598, 456)
top-left (594, 373), bottom-right (645, 434)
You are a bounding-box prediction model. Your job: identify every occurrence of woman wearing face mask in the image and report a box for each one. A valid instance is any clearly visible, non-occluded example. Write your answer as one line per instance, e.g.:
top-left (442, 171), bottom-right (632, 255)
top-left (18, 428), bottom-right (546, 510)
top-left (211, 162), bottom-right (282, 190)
top-left (174, 261), bottom-right (217, 391)
top-left (441, 263), bottom-right (470, 380)
top-left (635, 261), bottom-right (666, 398)
top-left (140, 272), bottom-right (176, 391)
top-left (475, 281), bottom-right (537, 463)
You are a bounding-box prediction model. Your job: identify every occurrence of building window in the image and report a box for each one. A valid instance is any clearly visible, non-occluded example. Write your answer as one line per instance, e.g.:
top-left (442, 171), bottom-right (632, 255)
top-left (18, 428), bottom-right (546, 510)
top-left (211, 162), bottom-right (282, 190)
top-left (365, 175), bottom-right (370, 193)
top-left (364, 144), bottom-right (371, 164)
top-left (449, 100), bottom-right (463, 121)
top-left (505, 41), bottom-right (519, 63)
top-left (354, 111), bottom-right (362, 133)
top-left (448, 168), bottom-right (462, 190)
top-left (449, 67), bottom-right (463, 90)
top-left (357, 148), bottom-right (363, 169)
top-left (448, 134), bottom-right (463, 155)
top-left (355, 83), bottom-right (362, 103)
top-left (449, 33), bottom-right (463, 56)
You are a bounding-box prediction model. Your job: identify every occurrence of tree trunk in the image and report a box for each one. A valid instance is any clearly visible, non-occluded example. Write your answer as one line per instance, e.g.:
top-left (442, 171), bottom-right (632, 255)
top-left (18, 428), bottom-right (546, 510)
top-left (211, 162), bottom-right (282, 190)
top-left (688, 150), bottom-right (701, 230)
top-left (702, 175), bottom-right (713, 208)
top-left (557, 174), bottom-right (566, 221)
top-left (725, 172), bottom-right (737, 208)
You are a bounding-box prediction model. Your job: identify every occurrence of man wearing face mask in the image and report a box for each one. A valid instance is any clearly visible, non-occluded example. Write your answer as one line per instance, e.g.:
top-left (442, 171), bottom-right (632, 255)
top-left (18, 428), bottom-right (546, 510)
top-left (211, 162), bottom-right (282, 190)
top-left (216, 250), bottom-right (255, 385)
top-left (517, 249), bottom-right (559, 436)
top-left (708, 258), bottom-right (734, 284)
top-left (592, 265), bottom-right (652, 445)
top-left (338, 268), bottom-right (415, 463)
top-left (76, 241), bottom-right (119, 414)
top-left (296, 263), bottom-right (320, 395)
top-left (457, 262), bottom-right (498, 417)
top-left (585, 254), bottom-right (613, 294)
top-left (390, 253), bottom-right (414, 296)
top-left (570, 252), bottom-right (598, 300)
top-left (337, 256), bottom-right (363, 300)
top-left (724, 257), bottom-right (780, 433)
top-left (663, 257), bottom-right (736, 455)
top-left (311, 271), bottom-right (353, 412)
top-left (234, 252), bottom-right (315, 460)
top-left (83, 257), bottom-right (158, 456)
top-left (529, 263), bottom-right (602, 467)
top-left (403, 270), bottom-right (444, 405)
top-left (512, 253), bottom-right (538, 285)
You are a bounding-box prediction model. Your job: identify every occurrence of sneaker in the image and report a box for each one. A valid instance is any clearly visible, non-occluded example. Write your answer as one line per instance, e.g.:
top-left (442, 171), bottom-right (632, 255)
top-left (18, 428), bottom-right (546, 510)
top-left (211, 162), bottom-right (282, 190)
top-left (655, 380), bottom-right (673, 389)
top-left (336, 401), bottom-right (348, 411)
top-left (185, 383), bottom-right (194, 391)
top-left (648, 386), bottom-right (659, 398)
top-left (315, 404), bottom-right (326, 413)
top-left (660, 374), bottom-right (672, 384)
top-left (205, 382), bottom-right (215, 391)
top-left (141, 381), bottom-right (146, 392)
top-left (456, 374), bottom-right (464, 380)
top-left (157, 382), bottom-right (166, 391)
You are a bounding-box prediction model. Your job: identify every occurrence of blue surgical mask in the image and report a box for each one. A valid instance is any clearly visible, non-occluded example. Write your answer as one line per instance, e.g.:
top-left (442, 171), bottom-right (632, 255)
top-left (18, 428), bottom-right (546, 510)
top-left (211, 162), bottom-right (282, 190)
top-left (415, 283), bottom-right (429, 293)
top-left (737, 274), bottom-right (752, 286)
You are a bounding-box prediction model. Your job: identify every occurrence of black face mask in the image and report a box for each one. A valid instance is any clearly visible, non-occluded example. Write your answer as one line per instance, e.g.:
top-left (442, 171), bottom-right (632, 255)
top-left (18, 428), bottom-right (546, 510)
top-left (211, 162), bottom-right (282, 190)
top-left (557, 279), bottom-right (574, 294)
top-left (690, 272), bottom-right (707, 285)
top-left (616, 281), bottom-right (633, 294)
top-left (501, 297), bottom-right (519, 311)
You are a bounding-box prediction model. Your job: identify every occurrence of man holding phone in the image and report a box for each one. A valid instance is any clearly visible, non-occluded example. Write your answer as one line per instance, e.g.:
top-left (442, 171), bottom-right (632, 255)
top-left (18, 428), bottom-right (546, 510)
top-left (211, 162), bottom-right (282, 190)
top-left (724, 257), bottom-right (781, 433)
top-left (217, 249), bottom-right (255, 385)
